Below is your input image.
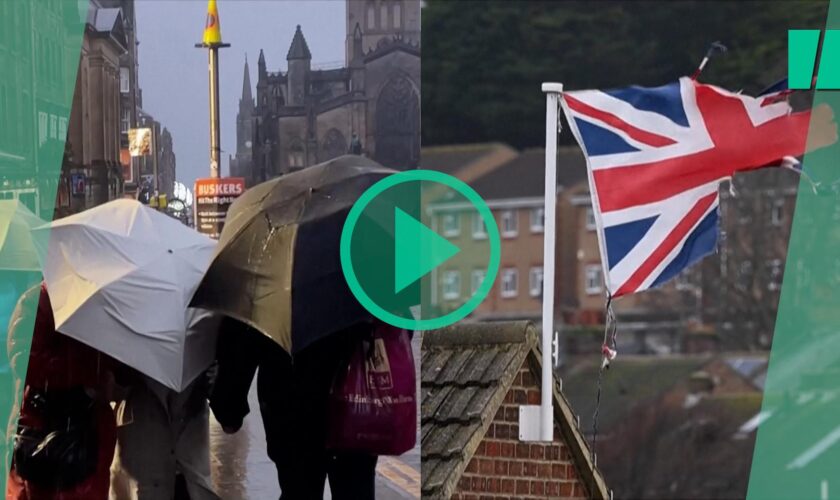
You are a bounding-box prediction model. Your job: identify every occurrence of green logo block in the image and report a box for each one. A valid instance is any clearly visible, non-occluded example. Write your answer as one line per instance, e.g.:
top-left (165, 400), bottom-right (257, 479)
top-left (340, 170), bottom-right (500, 330)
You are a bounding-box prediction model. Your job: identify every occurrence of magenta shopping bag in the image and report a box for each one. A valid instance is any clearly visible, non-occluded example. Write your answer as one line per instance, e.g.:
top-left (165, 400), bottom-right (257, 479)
top-left (327, 324), bottom-right (417, 455)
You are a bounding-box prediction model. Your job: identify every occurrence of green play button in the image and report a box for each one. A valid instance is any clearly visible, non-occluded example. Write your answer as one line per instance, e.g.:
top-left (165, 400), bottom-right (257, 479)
top-left (394, 207), bottom-right (460, 293)
top-left (340, 170), bottom-right (501, 330)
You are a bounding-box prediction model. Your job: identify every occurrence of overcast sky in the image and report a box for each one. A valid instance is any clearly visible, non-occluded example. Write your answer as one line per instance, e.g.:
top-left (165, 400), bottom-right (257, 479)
top-left (136, 0), bottom-right (346, 190)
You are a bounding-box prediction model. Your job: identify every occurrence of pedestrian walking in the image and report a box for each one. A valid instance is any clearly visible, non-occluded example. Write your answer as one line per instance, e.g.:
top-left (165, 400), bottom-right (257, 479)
top-left (6, 283), bottom-right (117, 500)
top-left (209, 317), bottom-right (380, 499)
top-left (109, 366), bottom-right (220, 500)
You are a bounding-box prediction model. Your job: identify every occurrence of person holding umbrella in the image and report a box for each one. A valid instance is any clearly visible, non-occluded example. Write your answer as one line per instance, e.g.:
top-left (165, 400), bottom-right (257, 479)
top-left (6, 283), bottom-right (118, 500)
top-left (193, 156), bottom-right (405, 498)
top-left (27, 199), bottom-right (222, 500)
top-left (210, 318), bottom-right (379, 499)
top-left (108, 365), bottom-right (220, 500)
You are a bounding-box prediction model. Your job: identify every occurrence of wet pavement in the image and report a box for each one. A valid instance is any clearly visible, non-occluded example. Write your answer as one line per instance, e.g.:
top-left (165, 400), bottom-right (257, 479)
top-left (209, 333), bottom-right (421, 499)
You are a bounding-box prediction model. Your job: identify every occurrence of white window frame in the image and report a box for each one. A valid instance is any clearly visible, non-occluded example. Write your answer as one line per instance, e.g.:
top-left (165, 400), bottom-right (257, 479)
top-left (442, 212), bottom-right (460, 237)
top-left (530, 207), bottom-right (545, 233)
top-left (442, 270), bottom-right (460, 301)
top-left (471, 269), bottom-right (485, 294)
top-left (501, 209), bottom-right (518, 238)
top-left (529, 266), bottom-right (544, 298)
top-left (585, 265), bottom-right (602, 295)
top-left (119, 66), bottom-right (130, 94)
top-left (501, 268), bottom-right (518, 298)
top-left (585, 206), bottom-right (597, 231)
top-left (120, 107), bottom-right (130, 134)
top-left (471, 212), bottom-right (486, 240)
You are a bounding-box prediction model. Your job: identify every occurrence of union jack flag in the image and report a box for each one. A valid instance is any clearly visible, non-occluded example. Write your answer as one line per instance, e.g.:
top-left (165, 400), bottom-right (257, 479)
top-left (560, 77), bottom-right (812, 297)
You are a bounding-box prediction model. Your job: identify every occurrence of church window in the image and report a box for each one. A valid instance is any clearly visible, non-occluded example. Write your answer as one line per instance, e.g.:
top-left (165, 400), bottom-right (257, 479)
top-left (367, 3), bottom-right (375, 29)
top-left (393, 2), bottom-right (401, 29)
top-left (381, 2), bottom-right (389, 28)
top-left (374, 75), bottom-right (420, 168)
top-left (288, 142), bottom-right (305, 168)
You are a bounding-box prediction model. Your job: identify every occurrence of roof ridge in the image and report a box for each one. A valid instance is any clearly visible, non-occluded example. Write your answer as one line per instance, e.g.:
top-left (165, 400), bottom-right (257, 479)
top-left (422, 321), bottom-right (534, 347)
top-left (421, 142), bottom-right (515, 153)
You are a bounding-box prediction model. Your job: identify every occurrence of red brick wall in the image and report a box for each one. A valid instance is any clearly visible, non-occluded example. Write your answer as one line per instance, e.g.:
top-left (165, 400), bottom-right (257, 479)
top-left (452, 366), bottom-right (591, 499)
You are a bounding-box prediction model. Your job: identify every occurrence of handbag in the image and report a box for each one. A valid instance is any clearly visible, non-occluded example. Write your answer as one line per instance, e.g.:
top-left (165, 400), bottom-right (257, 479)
top-left (13, 387), bottom-right (100, 488)
top-left (327, 324), bottom-right (417, 456)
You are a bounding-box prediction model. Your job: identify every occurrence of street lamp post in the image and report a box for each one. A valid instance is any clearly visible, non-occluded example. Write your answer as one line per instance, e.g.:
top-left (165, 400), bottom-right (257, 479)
top-left (195, 0), bottom-right (229, 179)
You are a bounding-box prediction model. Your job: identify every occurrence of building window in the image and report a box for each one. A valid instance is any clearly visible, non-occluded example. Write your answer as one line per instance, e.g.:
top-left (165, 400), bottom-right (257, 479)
top-left (288, 148), bottom-right (304, 168)
top-left (393, 2), bottom-right (401, 29)
top-left (771, 200), bottom-right (784, 226)
top-left (367, 4), bottom-right (375, 28)
top-left (442, 270), bottom-right (460, 301)
top-left (442, 213), bottom-right (460, 237)
top-left (501, 210), bottom-right (518, 238)
top-left (585, 207), bottom-right (597, 231)
top-left (767, 259), bottom-right (783, 291)
top-left (585, 265), bottom-right (602, 295)
top-left (381, 2), bottom-right (388, 28)
top-left (289, 140), bottom-right (306, 168)
top-left (501, 268), bottom-right (518, 298)
top-left (120, 67), bottom-right (129, 93)
top-left (471, 269), bottom-right (485, 294)
top-left (120, 107), bottom-right (130, 133)
top-left (472, 213), bottom-right (486, 239)
top-left (530, 207), bottom-right (545, 233)
top-left (529, 267), bottom-right (544, 298)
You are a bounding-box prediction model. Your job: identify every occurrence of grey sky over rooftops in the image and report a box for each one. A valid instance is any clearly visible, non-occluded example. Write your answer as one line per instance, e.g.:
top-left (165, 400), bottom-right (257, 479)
top-left (136, 0), bottom-right (345, 190)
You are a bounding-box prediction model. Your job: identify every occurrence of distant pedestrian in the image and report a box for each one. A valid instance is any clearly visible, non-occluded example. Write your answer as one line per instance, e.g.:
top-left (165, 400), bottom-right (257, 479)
top-left (109, 366), bottom-right (220, 500)
top-left (6, 283), bottom-right (117, 500)
top-left (209, 317), bottom-right (378, 500)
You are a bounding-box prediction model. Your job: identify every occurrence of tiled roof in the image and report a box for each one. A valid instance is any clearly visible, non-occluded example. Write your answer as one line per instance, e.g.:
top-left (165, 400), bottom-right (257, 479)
top-left (468, 147), bottom-right (588, 201)
top-left (421, 321), bottom-right (609, 499)
top-left (419, 143), bottom-right (517, 181)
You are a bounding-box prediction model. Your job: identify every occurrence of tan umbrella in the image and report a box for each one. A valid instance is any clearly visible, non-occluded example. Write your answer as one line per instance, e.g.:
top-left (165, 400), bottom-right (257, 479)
top-left (191, 155), bottom-right (395, 353)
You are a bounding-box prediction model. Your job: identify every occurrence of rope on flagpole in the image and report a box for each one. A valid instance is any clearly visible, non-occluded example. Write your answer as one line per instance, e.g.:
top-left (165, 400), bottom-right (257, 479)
top-left (781, 157), bottom-right (821, 195)
top-left (591, 291), bottom-right (617, 464)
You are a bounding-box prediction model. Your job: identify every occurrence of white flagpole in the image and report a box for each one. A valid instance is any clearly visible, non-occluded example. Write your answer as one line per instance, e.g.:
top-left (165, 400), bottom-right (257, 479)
top-left (540, 82), bottom-right (563, 441)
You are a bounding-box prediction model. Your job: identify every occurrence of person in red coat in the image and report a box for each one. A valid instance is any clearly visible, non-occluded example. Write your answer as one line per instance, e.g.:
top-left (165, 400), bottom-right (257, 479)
top-left (5, 283), bottom-right (117, 500)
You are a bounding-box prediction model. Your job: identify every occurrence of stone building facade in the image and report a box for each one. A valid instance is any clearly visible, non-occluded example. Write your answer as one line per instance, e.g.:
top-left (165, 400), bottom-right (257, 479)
top-left (231, 0), bottom-right (420, 186)
top-left (100, 0), bottom-right (142, 193)
top-left (59, 2), bottom-right (128, 217)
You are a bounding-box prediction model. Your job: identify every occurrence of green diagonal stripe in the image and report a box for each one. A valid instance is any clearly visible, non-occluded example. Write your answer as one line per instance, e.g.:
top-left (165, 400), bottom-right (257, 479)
top-left (0, 0), bottom-right (86, 490)
top-left (747, 3), bottom-right (840, 497)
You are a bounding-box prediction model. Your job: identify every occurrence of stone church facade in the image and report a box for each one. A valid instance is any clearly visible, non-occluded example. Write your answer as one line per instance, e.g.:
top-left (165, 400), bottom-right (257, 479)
top-left (230, 0), bottom-right (420, 187)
